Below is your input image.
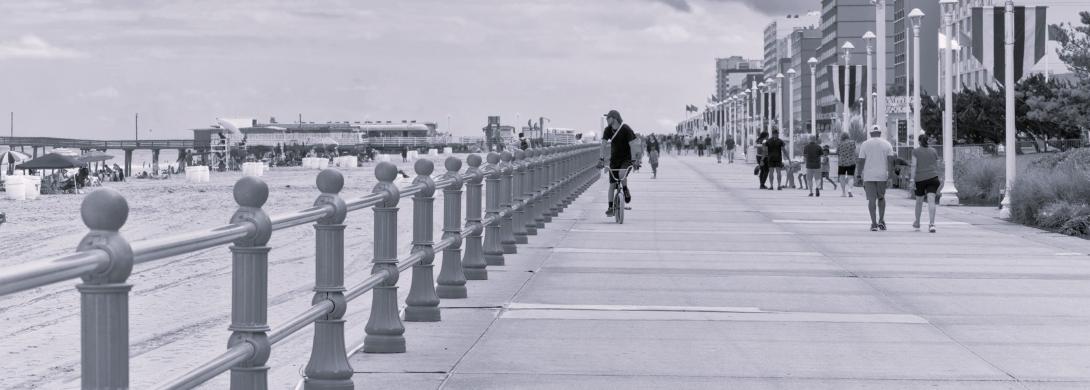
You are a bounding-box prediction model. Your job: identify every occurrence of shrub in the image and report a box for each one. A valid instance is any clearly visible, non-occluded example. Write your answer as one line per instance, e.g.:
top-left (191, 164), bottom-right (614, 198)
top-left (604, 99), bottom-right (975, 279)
top-left (1029, 148), bottom-right (1090, 169)
top-left (1010, 157), bottom-right (1090, 236)
top-left (955, 157), bottom-right (1005, 205)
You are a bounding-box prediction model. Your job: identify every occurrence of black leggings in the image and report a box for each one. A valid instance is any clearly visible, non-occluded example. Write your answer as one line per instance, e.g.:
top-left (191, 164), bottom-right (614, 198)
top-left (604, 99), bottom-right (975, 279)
top-left (759, 164), bottom-right (770, 187)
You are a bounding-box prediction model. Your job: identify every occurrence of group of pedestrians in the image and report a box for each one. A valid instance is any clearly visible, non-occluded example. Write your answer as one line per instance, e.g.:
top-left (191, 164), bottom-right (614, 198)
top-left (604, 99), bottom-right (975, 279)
top-left (750, 125), bottom-right (941, 233)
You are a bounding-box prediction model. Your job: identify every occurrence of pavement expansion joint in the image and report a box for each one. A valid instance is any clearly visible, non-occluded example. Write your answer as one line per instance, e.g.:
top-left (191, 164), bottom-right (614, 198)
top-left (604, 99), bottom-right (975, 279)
top-left (502, 303), bottom-right (930, 324)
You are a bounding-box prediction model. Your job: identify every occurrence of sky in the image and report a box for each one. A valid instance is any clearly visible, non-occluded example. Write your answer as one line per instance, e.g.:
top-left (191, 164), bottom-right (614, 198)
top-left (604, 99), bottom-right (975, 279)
top-left (0, 0), bottom-right (1084, 139)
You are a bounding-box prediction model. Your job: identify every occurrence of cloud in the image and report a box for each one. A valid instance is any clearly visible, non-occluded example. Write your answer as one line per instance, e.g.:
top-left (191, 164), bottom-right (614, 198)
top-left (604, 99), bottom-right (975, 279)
top-left (85, 86), bottom-right (120, 99)
top-left (652, 0), bottom-right (813, 16)
top-left (0, 35), bottom-right (85, 59)
top-left (644, 24), bottom-right (693, 43)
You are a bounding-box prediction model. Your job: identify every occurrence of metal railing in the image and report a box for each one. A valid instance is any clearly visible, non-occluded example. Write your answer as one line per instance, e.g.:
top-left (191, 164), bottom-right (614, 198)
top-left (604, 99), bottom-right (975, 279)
top-left (0, 144), bottom-right (601, 389)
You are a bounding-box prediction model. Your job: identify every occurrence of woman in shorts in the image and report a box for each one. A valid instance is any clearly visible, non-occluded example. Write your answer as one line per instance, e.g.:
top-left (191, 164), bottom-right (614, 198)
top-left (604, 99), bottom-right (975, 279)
top-left (912, 134), bottom-right (941, 233)
top-left (836, 132), bottom-right (856, 197)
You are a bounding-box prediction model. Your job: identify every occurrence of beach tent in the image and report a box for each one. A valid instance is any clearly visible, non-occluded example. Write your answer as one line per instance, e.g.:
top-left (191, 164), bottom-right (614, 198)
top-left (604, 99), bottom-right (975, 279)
top-left (16, 153), bottom-right (85, 170)
top-left (50, 148), bottom-right (80, 157)
top-left (78, 151), bottom-right (114, 163)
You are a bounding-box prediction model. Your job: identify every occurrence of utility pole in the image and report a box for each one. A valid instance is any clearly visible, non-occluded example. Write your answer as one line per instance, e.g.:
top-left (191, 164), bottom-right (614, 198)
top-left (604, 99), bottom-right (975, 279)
top-left (135, 113), bottom-right (139, 142)
top-left (9, 112), bottom-right (12, 138)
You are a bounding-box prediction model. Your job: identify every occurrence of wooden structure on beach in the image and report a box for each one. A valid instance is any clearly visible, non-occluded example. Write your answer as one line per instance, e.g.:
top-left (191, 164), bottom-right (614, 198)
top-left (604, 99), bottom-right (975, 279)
top-left (1, 136), bottom-right (192, 177)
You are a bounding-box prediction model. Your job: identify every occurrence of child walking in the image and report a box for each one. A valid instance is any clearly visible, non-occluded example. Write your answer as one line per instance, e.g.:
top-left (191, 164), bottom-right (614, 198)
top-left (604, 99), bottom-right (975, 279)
top-left (820, 145), bottom-right (837, 190)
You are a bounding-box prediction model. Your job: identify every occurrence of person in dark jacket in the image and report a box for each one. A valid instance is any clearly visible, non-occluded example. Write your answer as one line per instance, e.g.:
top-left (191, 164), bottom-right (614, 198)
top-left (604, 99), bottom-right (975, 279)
top-left (803, 135), bottom-right (824, 197)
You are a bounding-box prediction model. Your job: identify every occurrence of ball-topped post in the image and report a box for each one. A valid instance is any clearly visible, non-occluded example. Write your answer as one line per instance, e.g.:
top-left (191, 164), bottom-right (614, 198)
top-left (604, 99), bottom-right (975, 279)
top-left (364, 160), bottom-right (407, 352)
top-left (75, 187), bottom-right (135, 389)
top-left (305, 168), bottom-right (352, 387)
top-left (437, 155), bottom-right (468, 298)
top-left (498, 149), bottom-right (517, 254)
top-left (511, 148), bottom-right (530, 244)
top-left (225, 175), bottom-right (273, 387)
top-left (405, 154), bottom-right (440, 322)
top-left (483, 149), bottom-right (506, 266)
top-left (461, 153), bottom-right (488, 280)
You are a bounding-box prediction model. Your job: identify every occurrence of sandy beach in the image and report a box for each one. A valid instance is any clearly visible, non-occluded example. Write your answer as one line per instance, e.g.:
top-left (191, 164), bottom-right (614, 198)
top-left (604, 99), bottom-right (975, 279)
top-left (0, 155), bottom-right (461, 389)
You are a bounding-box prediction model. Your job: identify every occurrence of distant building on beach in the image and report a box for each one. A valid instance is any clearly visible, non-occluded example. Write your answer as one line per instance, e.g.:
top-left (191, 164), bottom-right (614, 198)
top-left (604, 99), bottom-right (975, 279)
top-left (190, 119), bottom-right (440, 148)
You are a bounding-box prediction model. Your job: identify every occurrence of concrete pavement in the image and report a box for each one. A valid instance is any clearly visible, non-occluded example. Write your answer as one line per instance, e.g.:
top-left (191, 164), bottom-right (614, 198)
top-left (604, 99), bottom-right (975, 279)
top-left (349, 153), bottom-right (1090, 389)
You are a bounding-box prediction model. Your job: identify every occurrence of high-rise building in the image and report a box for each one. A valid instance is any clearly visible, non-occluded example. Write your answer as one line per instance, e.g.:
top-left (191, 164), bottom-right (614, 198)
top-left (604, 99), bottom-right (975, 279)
top-left (789, 28), bottom-right (823, 133)
top-left (893, 0), bottom-right (941, 96)
top-left (715, 56), bottom-right (763, 101)
top-left (764, 13), bottom-right (821, 80)
top-left (816, 0), bottom-right (895, 132)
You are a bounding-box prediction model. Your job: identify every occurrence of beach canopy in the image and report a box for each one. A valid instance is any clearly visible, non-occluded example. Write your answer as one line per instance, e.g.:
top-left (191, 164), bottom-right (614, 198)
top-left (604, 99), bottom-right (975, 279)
top-left (16, 153), bottom-right (85, 170)
top-left (51, 148), bottom-right (80, 157)
top-left (78, 151), bottom-right (114, 163)
top-left (1, 150), bottom-right (31, 163)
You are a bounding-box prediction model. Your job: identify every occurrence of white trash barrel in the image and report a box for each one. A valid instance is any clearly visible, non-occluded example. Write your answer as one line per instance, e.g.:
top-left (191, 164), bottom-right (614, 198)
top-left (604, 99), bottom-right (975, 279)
top-left (24, 176), bottom-right (41, 200)
top-left (443, 147), bottom-right (453, 154)
top-left (5, 176), bottom-right (26, 200)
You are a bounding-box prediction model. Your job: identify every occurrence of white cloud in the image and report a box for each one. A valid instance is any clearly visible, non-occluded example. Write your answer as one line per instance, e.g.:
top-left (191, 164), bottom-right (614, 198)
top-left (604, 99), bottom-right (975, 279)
top-left (0, 35), bottom-right (85, 59)
top-left (85, 86), bottom-right (120, 99)
top-left (643, 24), bottom-right (693, 43)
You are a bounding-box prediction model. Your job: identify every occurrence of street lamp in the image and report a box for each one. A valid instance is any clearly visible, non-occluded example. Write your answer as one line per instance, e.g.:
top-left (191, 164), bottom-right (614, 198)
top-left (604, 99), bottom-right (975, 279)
top-left (873, 0), bottom-right (888, 135)
top-left (909, 8), bottom-right (924, 150)
top-left (1000, 0), bottom-right (1016, 218)
top-left (746, 86), bottom-right (755, 155)
top-left (940, 0), bottom-right (959, 205)
top-left (776, 72), bottom-right (785, 139)
top-left (808, 57), bottom-right (818, 136)
top-left (758, 82), bottom-right (767, 137)
top-left (863, 31), bottom-right (876, 127)
top-left (786, 68), bottom-right (796, 160)
top-left (841, 41), bottom-right (855, 134)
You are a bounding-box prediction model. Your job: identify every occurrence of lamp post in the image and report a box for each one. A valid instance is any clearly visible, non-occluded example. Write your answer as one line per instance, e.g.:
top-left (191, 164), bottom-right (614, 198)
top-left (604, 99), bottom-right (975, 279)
top-left (808, 57), bottom-right (818, 136)
top-left (1000, 0), bottom-right (1016, 218)
top-left (940, 0), bottom-right (959, 205)
top-left (766, 77), bottom-right (774, 135)
top-left (909, 8), bottom-right (924, 150)
top-left (841, 41), bottom-right (854, 134)
top-left (758, 82), bottom-right (766, 137)
top-left (863, 31), bottom-right (876, 127)
top-left (776, 73), bottom-right (785, 139)
top-left (746, 86), bottom-right (754, 156)
top-left (786, 69), bottom-right (796, 160)
top-left (873, 0), bottom-right (888, 135)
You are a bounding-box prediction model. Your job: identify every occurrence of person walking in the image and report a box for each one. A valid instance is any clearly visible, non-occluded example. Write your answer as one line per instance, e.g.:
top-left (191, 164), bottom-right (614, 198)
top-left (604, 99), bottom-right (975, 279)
top-left (819, 145), bottom-right (838, 191)
top-left (765, 130), bottom-right (787, 189)
top-left (911, 134), bottom-right (941, 233)
top-left (837, 132), bottom-right (857, 198)
top-left (725, 136), bottom-right (736, 163)
top-left (803, 136), bottom-right (823, 197)
top-left (855, 126), bottom-right (896, 231)
top-left (756, 132), bottom-right (770, 190)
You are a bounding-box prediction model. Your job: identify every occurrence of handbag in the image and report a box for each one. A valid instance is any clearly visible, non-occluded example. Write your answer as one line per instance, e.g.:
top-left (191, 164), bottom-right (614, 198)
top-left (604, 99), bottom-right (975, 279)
top-left (753, 166), bottom-right (760, 176)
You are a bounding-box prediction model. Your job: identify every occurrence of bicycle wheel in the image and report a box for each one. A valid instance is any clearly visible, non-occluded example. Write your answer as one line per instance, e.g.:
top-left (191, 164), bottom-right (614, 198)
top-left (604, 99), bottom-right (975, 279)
top-left (614, 190), bottom-right (624, 224)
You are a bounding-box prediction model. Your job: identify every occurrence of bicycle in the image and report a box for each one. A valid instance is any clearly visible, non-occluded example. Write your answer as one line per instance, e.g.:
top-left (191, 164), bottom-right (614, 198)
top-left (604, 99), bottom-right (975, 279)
top-left (605, 165), bottom-right (634, 224)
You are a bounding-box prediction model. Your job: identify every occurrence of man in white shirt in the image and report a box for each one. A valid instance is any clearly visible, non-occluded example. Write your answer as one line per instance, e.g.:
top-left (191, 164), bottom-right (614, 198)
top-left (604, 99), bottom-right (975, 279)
top-left (855, 126), bottom-right (896, 231)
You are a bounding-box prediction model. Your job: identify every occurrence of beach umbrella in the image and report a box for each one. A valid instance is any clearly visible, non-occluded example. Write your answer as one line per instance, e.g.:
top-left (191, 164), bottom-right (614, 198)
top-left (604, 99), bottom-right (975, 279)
top-left (16, 153), bottom-right (85, 170)
top-left (78, 151), bottom-right (114, 163)
top-left (1, 150), bottom-right (31, 165)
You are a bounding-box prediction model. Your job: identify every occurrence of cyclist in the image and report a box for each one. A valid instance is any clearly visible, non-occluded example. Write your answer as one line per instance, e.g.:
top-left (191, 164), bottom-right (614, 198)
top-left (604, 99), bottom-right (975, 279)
top-left (599, 109), bottom-right (637, 217)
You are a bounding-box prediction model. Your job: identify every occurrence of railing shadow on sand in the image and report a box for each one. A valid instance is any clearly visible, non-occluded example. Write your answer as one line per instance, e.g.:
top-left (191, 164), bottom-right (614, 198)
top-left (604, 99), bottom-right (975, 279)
top-left (0, 144), bottom-right (600, 390)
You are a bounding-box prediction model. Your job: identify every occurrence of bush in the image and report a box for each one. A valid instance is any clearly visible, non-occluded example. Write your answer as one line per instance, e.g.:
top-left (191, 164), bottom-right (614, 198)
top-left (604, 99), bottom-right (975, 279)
top-left (955, 157), bottom-right (1005, 205)
top-left (1029, 148), bottom-right (1090, 169)
top-left (1010, 154), bottom-right (1090, 236)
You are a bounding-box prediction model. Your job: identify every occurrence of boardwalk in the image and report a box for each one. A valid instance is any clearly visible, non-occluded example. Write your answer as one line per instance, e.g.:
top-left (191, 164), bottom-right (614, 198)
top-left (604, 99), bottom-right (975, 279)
top-left (349, 153), bottom-right (1090, 389)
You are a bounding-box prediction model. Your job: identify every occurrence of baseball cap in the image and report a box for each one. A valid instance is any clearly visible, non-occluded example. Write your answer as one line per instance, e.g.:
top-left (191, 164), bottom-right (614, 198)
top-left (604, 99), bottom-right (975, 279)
top-left (869, 125), bottom-right (882, 135)
top-left (604, 110), bottom-right (623, 122)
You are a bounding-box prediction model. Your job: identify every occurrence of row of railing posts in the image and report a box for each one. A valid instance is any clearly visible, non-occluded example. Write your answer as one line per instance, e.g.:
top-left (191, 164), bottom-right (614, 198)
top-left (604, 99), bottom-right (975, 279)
top-left (14, 144), bottom-right (598, 390)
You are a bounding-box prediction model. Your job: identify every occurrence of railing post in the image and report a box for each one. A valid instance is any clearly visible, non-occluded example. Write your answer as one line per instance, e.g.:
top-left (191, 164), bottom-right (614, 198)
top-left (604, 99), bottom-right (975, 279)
top-left (76, 189), bottom-right (133, 390)
top-left (533, 149), bottom-right (548, 229)
top-left (364, 162), bottom-right (406, 353)
top-left (437, 157), bottom-right (467, 298)
top-left (523, 150), bottom-right (539, 236)
top-left (227, 177), bottom-right (274, 389)
top-left (304, 170), bottom-right (353, 390)
top-left (546, 147), bottom-right (560, 221)
top-left (562, 146), bottom-right (576, 210)
top-left (405, 159), bottom-right (441, 322)
top-left (482, 152), bottom-right (505, 266)
top-left (499, 151), bottom-right (517, 254)
top-left (512, 150), bottom-right (529, 244)
top-left (461, 154), bottom-right (488, 280)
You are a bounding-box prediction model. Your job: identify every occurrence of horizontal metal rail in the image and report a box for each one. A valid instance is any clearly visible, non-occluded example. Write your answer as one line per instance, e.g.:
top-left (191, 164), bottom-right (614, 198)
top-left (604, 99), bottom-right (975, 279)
top-left (1, 144), bottom-right (601, 390)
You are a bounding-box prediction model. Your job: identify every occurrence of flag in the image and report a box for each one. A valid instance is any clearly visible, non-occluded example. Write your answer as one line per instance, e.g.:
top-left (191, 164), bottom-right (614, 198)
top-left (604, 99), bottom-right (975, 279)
top-left (971, 5), bottom-right (1047, 84)
top-left (828, 64), bottom-right (868, 111)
